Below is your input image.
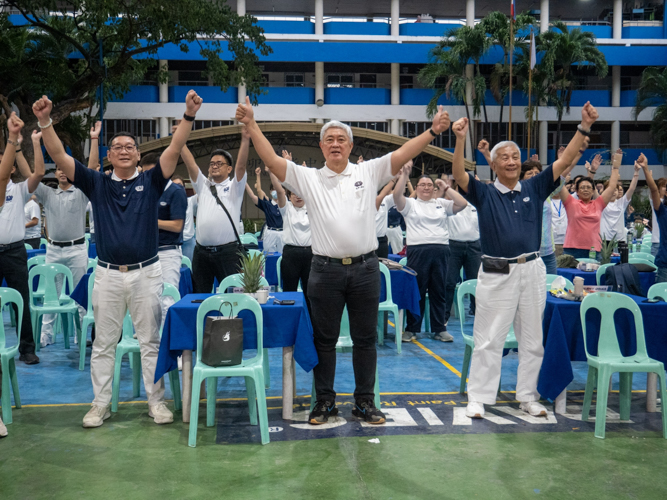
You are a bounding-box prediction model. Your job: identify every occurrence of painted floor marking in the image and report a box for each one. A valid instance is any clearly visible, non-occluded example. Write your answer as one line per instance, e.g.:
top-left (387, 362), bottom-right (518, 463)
top-left (494, 406), bottom-right (558, 424)
top-left (360, 408), bottom-right (418, 427)
top-left (417, 407), bottom-right (444, 426)
top-left (413, 340), bottom-right (462, 377)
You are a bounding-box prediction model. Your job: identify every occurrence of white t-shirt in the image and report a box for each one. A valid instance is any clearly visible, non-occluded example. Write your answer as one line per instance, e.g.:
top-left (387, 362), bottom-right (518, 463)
top-left (447, 203), bottom-right (479, 242)
top-left (400, 197), bottom-right (454, 246)
top-left (551, 199), bottom-right (568, 245)
top-left (600, 196), bottom-right (631, 242)
top-left (86, 201), bottom-right (94, 234)
top-left (282, 154), bottom-right (393, 258)
top-left (279, 202), bottom-right (311, 247)
top-left (193, 173), bottom-right (246, 246)
top-left (183, 194), bottom-right (197, 240)
top-left (1, 181), bottom-right (32, 243)
top-left (375, 194), bottom-right (395, 238)
top-left (24, 199), bottom-right (42, 239)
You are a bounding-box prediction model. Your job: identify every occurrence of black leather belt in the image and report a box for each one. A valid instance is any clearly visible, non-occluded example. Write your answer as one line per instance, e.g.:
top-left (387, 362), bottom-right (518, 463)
top-left (48, 237), bottom-right (85, 247)
top-left (266, 227), bottom-right (283, 231)
top-left (158, 245), bottom-right (180, 251)
top-left (98, 255), bottom-right (159, 272)
top-left (196, 241), bottom-right (238, 253)
top-left (317, 251), bottom-right (376, 265)
top-left (0, 241), bottom-right (24, 252)
top-left (388, 225), bottom-right (401, 229)
top-left (482, 252), bottom-right (539, 265)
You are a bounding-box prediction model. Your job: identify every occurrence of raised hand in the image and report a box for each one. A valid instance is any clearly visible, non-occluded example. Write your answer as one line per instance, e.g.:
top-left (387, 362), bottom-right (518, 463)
top-left (452, 117), bottom-right (468, 140)
top-left (435, 178), bottom-right (450, 191)
top-left (636, 152), bottom-right (648, 170)
top-left (477, 139), bottom-right (489, 154)
top-left (255, 167), bottom-right (261, 176)
top-left (281, 150), bottom-right (292, 161)
top-left (241, 124), bottom-right (251, 140)
top-left (357, 155), bottom-right (364, 164)
top-left (90, 121), bottom-right (102, 139)
top-left (612, 151), bottom-right (622, 169)
top-left (557, 146), bottom-right (566, 159)
top-left (31, 129), bottom-right (42, 142)
top-left (431, 105), bottom-right (451, 134)
top-left (531, 153), bottom-right (539, 162)
top-left (185, 90), bottom-right (203, 115)
top-left (591, 153), bottom-right (602, 171)
top-left (235, 95), bottom-right (254, 125)
top-left (402, 160), bottom-right (413, 176)
top-left (581, 101), bottom-right (599, 129)
top-left (32, 95), bottom-right (53, 124)
top-left (6, 112), bottom-right (24, 137)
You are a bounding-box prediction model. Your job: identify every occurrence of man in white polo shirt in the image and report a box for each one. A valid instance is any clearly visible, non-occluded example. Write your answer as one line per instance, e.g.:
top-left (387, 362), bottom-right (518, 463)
top-left (236, 96), bottom-right (451, 424)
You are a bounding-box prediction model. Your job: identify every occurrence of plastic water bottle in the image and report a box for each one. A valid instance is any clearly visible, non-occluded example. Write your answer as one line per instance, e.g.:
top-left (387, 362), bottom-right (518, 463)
top-left (589, 246), bottom-right (596, 260)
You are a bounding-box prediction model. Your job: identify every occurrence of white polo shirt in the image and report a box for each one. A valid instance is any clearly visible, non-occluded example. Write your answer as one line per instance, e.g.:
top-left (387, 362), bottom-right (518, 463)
top-left (193, 173), bottom-right (246, 246)
top-left (1, 180), bottom-right (31, 244)
top-left (375, 194), bottom-right (395, 238)
top-left (447, 203), bottom-right (480, 242)
top-left (24, 199), bottom-right (41, 239)
top-left (400, 197), bottom-right (454, 246)
top-left (601, 196), bottom-right (630, 242)
top-left (34, 183), bottom-right (89, 241)
top-left (279, 202), bottom-right (311, 247)
top-left (282, 154), bottom-right (393, 258)
top-left (183, 194), bottom-right (197, 240)
top-left (551, 199), bottom-right (568, 245)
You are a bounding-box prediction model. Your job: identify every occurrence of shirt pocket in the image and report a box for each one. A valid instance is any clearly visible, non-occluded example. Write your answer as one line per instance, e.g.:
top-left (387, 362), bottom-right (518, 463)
top-left (520, 198), bottom-right (536, 223)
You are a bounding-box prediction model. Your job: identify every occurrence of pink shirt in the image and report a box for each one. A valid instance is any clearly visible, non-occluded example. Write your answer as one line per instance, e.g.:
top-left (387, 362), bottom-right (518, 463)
top-left (562, 196), bottom-right (607, 251)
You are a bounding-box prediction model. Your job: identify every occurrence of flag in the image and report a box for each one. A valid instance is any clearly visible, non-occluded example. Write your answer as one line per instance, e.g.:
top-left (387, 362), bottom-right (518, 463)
top-left (510, 0), bottom-right (516, 21)
top-left (530, 31), bottom-right (536, 69)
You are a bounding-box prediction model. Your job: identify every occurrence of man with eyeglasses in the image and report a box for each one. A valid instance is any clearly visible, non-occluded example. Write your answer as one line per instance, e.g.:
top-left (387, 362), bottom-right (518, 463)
top-left (181, 125), bottom-right (249, 293)
top-left (33, 90), bottom-right (203, 428)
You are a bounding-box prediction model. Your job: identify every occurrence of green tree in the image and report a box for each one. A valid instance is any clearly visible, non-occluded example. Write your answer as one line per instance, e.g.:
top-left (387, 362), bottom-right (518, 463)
top-left (0, 0), bottom-right (271, 161)
top-left (633, 66), bottom-right (667, 158)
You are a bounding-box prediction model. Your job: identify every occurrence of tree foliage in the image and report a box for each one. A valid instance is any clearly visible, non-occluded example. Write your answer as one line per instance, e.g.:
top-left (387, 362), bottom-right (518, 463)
top-left (633, 66), bottom-right (667, 156)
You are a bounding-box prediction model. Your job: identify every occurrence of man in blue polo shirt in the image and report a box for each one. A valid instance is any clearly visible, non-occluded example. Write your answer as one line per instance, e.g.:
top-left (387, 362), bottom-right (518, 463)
top-left (244, 166), bottom-right (284, 252)
top-left (33, 90), bottom-right (203, 428)
top-left (451, 102), bottom-right (599, 419)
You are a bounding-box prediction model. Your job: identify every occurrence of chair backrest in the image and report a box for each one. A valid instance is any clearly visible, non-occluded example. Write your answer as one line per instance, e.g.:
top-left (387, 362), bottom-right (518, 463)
top-left (628, 255), bottom-right (658, 271)
top-left (218, 273), bottom-right (269, 294)
top-left (85, 234), bottom-right (91, 249)
top-left (27, 255), bottom-right (46, 270)
top-left (195, 293), bottom-right (264, 363)
top-left (86, 258), bottom-right (98, 274)
top-left (121, 310), bottom-right (135, 341)
top-left (632, 252), bottom-right (655, 263)
top-left (181, 255), bottom-right (192, 270)
top-left (24, 243), bottom-right (33, 250)
top-left (337, 306), bottom-right (352, 348)
top-left (163, 283), bottom-right (181, 303)
top-left (577, 258), bottom-right (599, 264)
top-left (0, 288), bottom-right (23, 349)
top-left (40, 238), bottom-right (48, 249)
top-left (399, 257), bottom-right (407, 266)
top-left (276, 255), bottom-right (283, 292)
top-left (379, 262), bottom-right (394, 304)
top-left (28, 264), bottom-right (74, 306)
top-left (456, 279), bottom-right (477, 341)
top-left (241, 233), bottom-right (259, 245)
top-left (580, 292), bottom-right (648, 362)
top-left (595, 263), bottom-right (615, 286)
top-left (546, 273), bottom-right (575, 292)
top-left (647, 283), bottom-right (667, 301)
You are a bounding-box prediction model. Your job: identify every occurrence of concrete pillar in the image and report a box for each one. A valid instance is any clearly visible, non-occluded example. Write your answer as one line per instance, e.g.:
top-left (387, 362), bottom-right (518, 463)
top-left (613, 0), bottom-right (623, 39)
top-left (466, 0), bottom-right (475, 27)
top-left (158, 60), bottom-right (170, 138)
top-left (159, 117), bottom-right (169, 139)
top-left (391, 0), bottom-right (400, 36)
top-left (540, 0), bottom-right (549, 33)
top-left (390, 62), bottom-right (400, 135)
top-left (611, 120), bottom-right (620, 153)
top-left (238, 84), bottom-right (246, 104)
top-left (612, 65), bottom-right (621, 107)
top-left (237, 0), bottom-right (245, 16)
top-left (315, 0), bottom-right (324, 36)
top-left (539, 121), bottom-right (548, 164)
top-left (315, 61), bottom-right (324, 106)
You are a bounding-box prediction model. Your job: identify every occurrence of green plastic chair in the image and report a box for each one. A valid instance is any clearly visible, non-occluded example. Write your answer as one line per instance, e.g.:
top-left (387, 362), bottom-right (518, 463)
top-left (27, 255), bottom-right (46, 270)
top-left (111, 283), bottom-right (182, 413)
top-left (640, 243), bottom-right (653, 254)
top-left (188, 294), bottom-right (269, 446)
top-left (377, 263), bottom-right (401, 354)
top-left (647, 283), bottom-right (667, 301)
top-left (78, 270), bottom-right (96, 370)
top-left (630, 252), bottom-right (655, 263)
top-left (628, 256), bottom-right (658, 271)
top-left (456, 280), bottom-right (518, 395)
top-left (580, 292), bottom-right (667, 439)
top-left (595, 264), bottom-right (615, 286)
top-left (546, 273), bottom-right (575, 292)
top-left (29, 264), bottom-right (80, 351)
top-left (86, 258), bottom-right (97, 274)
top-left (85, 233), bottom-right (91, 249)
top-left (399, 256), bottom-right (430, 332)
top-left (24, 243), bottom-right (33, 251)
top-left (0, 288), bottom-right (22, 424)
top-left (577, 258), bottom-right (599, 265)
top-left (181, 255), bottom-right (192, 271)
top-left (240, 233), bottom-right (259, 246)
top-left (310, 305), bottom-right (381, 411)
top-left (218, 273), bottom-right (269, 294)
top-left (39, 238), bottom-right (47, 249)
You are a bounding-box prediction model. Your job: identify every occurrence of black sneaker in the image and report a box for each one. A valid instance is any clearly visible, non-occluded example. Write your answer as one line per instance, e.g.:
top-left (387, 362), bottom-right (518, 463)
top-left (309, 400), bottom-right (338, 425)
top-left (19, 353), bottom-right (40, 365)
top-left (352, 399), bottom-right (386, 424)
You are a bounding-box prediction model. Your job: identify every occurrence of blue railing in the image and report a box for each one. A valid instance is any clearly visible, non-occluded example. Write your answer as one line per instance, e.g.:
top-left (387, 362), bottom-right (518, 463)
top-left (168, 85), bottom-right (237, 103)
top-left (324, 88), bottom-right (391, 105)
top-left (323, 22), bottom-right (390, 36)
top-left (256, 87), bottom-right (315, 104)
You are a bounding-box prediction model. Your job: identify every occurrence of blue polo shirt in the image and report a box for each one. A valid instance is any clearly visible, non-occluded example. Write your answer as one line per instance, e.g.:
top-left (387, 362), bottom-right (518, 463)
top-left (387, 206), bottom-right (405, 229)
top-left (462, 166), bottom-right (559, 258)
top-left (158, 181), bottom-right (187, 246)
top-left (72, 159), bottom-right (168, 265)
top-left (654, 203), bottom-right (667, 269)
top-left (256, 197), bottom-right (283, 229)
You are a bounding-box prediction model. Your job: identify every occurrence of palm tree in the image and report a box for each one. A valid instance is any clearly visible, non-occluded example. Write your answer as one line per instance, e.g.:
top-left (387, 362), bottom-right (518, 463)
top-left (633, 67), bottom-right (667, 158)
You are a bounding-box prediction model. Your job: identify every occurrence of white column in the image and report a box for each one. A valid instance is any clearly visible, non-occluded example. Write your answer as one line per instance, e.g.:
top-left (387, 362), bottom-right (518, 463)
top-left (315, 61), bottom-right (324, 123)
top-left (159, 117), bottom-right (169, 139)
top-left (315, 0), bottom-right (324, 36)
top-left (391, 0), bottom-right (400, 36)
top-left (612, 65), bottom-right (621, 107)
top-left (391, 62), bottom-right (400, 135)
top-left (539, 121), bottom-right (548, 164)
top-left (613, 0), bottom-right (623, 39)
top-left (158, 60), bottom-right (169, 138)
top-left (466, 0), bottom-right (475, 27)
top-left (540, 0), bottom-right (549, 33)
top-left (237, 0), bottom-right (246, 16)
top-left (238, 84), bottom-right (246, 104)
top-left (611, 120), bottom-right (620, 153)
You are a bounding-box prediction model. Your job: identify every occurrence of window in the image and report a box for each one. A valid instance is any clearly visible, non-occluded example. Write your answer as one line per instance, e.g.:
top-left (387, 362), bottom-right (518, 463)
top-left (344, 122), bottom-right (388, 133)
top-left (103, 120), bottom-right (157, 146)
top-left (400, 75), bottom-right (414, 89)
top-left (285, 73), bottom-right (305, 87)
top-left (403, 122), bottom-right (454, 148)
top-left (327, 74), bottom-right (354, 88)
top-left (178, 71), bottom-right (208, 86)
top-left (172, 120), bottom-right (234, 131)
top-left (359, 74), bottom-right (377, 89)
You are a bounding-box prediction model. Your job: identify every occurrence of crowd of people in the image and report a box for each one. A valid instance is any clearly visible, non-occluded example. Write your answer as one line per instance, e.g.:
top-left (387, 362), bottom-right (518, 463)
top-left (0, 93), bottom-right (666, 437)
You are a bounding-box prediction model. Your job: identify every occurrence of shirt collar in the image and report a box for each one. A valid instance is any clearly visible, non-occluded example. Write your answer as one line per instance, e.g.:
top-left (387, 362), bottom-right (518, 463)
top-left (111, 169), bottom-right (139, 182)
top-left (56, 185), bottom-right (76, 194)
top-left (209, 176), bottom-right (231, 188)
top-left (321, 162), bottom-right (353, 177)
top-left (494, 178), bottom-right (522, 194)
top-left (164, 180), bottom-right (172, 192)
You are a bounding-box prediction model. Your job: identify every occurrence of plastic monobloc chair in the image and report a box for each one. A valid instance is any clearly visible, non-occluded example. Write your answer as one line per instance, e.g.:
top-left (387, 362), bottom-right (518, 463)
top-left (377, 262), bottom-right (401, 354)
top-left (86, 258), bottom-right (97, 274)
top-left (24, 243), bottom-right (33, 251)
top-left (631, 252), bottom-right (655, 263)
top-left (188, 294), bottom-right (269, 446)
top-left (628, 256), bottom-right (658, 271)
top-left (181, 255), bottom-right (192, 271)
top-left (0, 288), bottom-right (22, 424)
top-left (595, 264), bottom-right (615, 286)
top-left (78, 270), bottom-right (95, 370)
top-left (580, 292), bottom-right (667, 439)
top-left (546, 273), bottom-right (575, 291)
top-left (647, 283), bottom-right (667, 301)
top-left (240, 233), bottom-right (259, 246)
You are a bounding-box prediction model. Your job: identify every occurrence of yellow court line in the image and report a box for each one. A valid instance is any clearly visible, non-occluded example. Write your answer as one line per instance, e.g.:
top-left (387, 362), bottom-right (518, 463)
top-left (413, 340), bottom-right (462, 377)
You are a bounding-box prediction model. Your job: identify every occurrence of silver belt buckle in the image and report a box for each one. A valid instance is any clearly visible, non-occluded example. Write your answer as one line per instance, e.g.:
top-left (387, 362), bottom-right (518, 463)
top-left (342, 257), bottom-right (352, 265)
top-left (517, 256), bottom-right (526, 264)
top-left (118, 265), bottom-right (129, 272)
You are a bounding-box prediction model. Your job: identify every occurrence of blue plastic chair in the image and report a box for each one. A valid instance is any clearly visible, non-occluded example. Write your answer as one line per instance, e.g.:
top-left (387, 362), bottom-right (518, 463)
top-left (78, 270), bottom-right (95, 370)
top-left (377, 263), bottom-right (401, 354)
top-left (580, 292), bottom-right (667, 439)
top-left (0, 288), bottom-right (22, 424)
top-left (188, 294), bottom-right (269, 446)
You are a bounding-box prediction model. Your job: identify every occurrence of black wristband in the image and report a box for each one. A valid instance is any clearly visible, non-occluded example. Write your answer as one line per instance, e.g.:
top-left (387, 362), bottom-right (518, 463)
top-left (183, 113), bottom-right (195, 122)
top-left (15, 149), bottom-right (21, 153)
top-left (577, 124), bottom-right (591, 137)
top-left (429, 128), bottom-right (438, 137)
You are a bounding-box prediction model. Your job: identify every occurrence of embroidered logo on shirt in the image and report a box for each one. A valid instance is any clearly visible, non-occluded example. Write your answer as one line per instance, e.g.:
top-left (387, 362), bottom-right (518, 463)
top-left (354, 181), bottom-right (364, 189)
top-left (224, 187), bottom-right (230, 193)
top-left (160, 201), bottom-right (167, 206)
top-left (135, 186), bottom-right (144, 192)
top-left (436, 205), bottom-right (443, 209)
top-left (5, 195), bottom-right (12, 202)
top-left (523, 197), bottom-right (530, 202)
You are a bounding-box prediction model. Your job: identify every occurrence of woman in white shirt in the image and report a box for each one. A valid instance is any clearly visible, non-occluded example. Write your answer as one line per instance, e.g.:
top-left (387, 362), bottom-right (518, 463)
top-left (600, 161), bottom-right (640, 244)
top-left (393, 163), bottom-right (467, 343)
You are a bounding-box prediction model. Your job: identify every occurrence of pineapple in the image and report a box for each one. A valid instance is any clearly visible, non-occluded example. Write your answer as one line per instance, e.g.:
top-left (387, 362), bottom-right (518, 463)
top-left (239, 251), bottom-right (263, 294)
top-left (599, 234), bottom-right (616, 265)
top-left (634, 221), bottom-right (645, 240)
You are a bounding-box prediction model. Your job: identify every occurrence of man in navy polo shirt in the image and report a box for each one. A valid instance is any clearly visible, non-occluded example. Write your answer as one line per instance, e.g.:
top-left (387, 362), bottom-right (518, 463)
top-left (451, 102), bottom-right (599, 419)
top-left (33, 90), bottom-right (203, 428)
top-left (245, 166), bottom-right (284, 252)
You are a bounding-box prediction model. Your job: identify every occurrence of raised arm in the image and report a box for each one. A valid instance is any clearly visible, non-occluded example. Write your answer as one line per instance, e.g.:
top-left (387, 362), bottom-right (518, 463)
top-left (477, 139), bottom-right (492, 165)
top-left (406, 178), bottom-right (415, 197)
top-left (451, 117), bottom-right (470, 192)
top-left (29, 130), bottom-right (45, 193)
top-left (158, 219), bottom-right (184, 233)
top-left (268, 168), bottom-right (287, 208)
top-left (179, 138), bottom-right (201, 184)
top-left (600, 151), bottom-right (622, 205)
top-left (88, 121), bottom-right (101, 170)
top-left (236, 96), bottom-right (287, 181)
top-left (376, 176), bottom-right (397, 210)
top-left (0, 113), bottom-right (24, 205)
top-left (160, 90), bottom-right (202, 179)
top-left (245, 180), bottom-right (259, 205)
top-left (552, 102), bottom-right (599, 180)
top-left (639, 153), bottom-right (661, 209)
top-left (256, 167), bottom-right (269, 200)
top-left (235, 125), bottom-right (250, 182)
top-left (15, 133), bottom-right (33, 179)
top-left (32, 96), bottom-right (76, 179)
top-left (625, 159), bottom-right (641, 200)
top-left (392, 163), bottom-right (412, 212)
top-left (436, 178), bottom-right (468, 214)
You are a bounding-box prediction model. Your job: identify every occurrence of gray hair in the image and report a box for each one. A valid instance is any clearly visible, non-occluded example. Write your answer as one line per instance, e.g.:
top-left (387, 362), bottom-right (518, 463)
top-left (320, 120), bottom-right (353, 143)
top-left (490, 141), bottom-right (521, 163)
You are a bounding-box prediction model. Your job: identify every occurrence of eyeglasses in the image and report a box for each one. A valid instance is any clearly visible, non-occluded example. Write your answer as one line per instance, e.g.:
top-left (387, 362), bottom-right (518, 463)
top-left (578, 186), bottom-right (593, 190)
top-left (416, 183), bottom-right (433, 188)
top-left (109, 144), bottom-right (137, 153)
top-left (209, 161), bottom-right (230, 168)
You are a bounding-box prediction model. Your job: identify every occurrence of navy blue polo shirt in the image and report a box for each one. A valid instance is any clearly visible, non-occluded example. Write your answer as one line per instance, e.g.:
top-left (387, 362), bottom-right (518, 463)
top-left (72, 159), bottom-right (168, 264)
top-left (256, 197), bottom-right (283, 229)
top-left (654, 203), bottom-right (667, 269)
top-left (158, 182), bottom-right (187, 246)
top-left (462, 166), bottom-right (559, 258)
top-left (387, 206), bottom-right (405, 229)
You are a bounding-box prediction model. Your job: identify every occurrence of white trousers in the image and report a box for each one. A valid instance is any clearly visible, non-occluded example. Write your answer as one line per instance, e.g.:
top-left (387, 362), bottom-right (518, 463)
top-left (467, 258), bottom-right (547, 405)
top-left (91, 261), bottom-right (164, 407)
top-left (42, 243), bottom-right (88, 338)
top-left (263, 228), bottom-right (284, 253)
top-left (158, 247), bottom-right (182, 323)
top-left (386, 226), bottom-right (404, 254)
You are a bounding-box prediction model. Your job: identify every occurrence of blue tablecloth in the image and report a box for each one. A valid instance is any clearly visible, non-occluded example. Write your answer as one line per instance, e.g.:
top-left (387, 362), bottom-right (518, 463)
top-left (381, 270), bottom-right (420, 316)
top-left (558, 267), bottom-right (656, 293)
top-left (154, 291), bottom-right (317, 382)
top-left (88, 243), bottom-right (97, 259)
top-left (387, 254), bottom-right (403, 263)
top-left (538, 294), bottom-right (667, 401)
top-left (264, 252), bottom-right (280, 286)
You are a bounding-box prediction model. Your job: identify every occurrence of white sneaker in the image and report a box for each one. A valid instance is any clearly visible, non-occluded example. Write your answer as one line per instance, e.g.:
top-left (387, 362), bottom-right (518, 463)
top-left (0, 416), bottom-right (7, 437)
top-left (520, 401), bottom-right (548, 416)
top-left (148, 402), bottom-right (174, 424)
top-left (40, 333), bottom-right (54, 348)
top-left (466, 401), bottom-right (485, 419)
top-left (82, 405), bottom-right (111, 428)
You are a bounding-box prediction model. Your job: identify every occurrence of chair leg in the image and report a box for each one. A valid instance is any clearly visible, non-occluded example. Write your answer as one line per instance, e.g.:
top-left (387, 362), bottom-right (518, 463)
top-left (392, 308), bottom-right (401, 355)
top-left (206, 377), bottom-right (217, 427)
top-left (594, 367), bottom-right (612, 439)
top-left (245, 376), bottom-right (258, 425)
top-left (169, 371), bottom-right (182, 411)
top-left (460, 344), bottom-right (473, 394)
top-left (9, 357), bottom-right (20, 409)
top-left (656, 370), bottom-right (667, 439)
top-left (581, 366), bottom-right (597, 422)
top-left (253, 370), bottom-right (270, 445)
top-left (374, 365), bottom-right (381, 409)
top-left (131, 352), bottom-right (141, 398)
top-left (377, 311), bottom-right (384, 346)
top-left (33, 311), bottom-right (41, 352)
top-left (79, 319), bottom-right (90, 371)
top-left (424, 296), bottom-right (431, 333)
top-left (111, 351), bottom-right (124, 413)
top-left (188, 371), bottom-right (203, 447)
top-left (263, 349), bottom-right (270, 389)
top-left (62, 313), bottom-right (71, 349)
top-left (619, 372), bottom-right (633, 421)
top-left (1, 359), bottom-right (12, 424)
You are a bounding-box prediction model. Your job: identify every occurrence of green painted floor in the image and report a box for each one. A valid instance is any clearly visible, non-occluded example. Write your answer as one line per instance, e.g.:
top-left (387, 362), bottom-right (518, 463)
top-left (2, 404), bottom-right (667, 499)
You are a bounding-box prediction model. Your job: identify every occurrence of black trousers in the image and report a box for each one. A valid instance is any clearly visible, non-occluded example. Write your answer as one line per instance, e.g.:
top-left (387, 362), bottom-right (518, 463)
top-left (308, 254), bottom-right (380, 402)
top-left (376, 236), bottom-right (389, 259)
top-left (406, 244), bottom-right (449, 334)
top-left (192, 242), bottom-right (244, 293)
top-left (24, 238), bottom-right (41, 250)
top-left (281, 244), bottom-right (312, 311)
top-left (0, 244), bottom-right (35, 354)
top-left (444, 239), bottom-right (482, 324)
